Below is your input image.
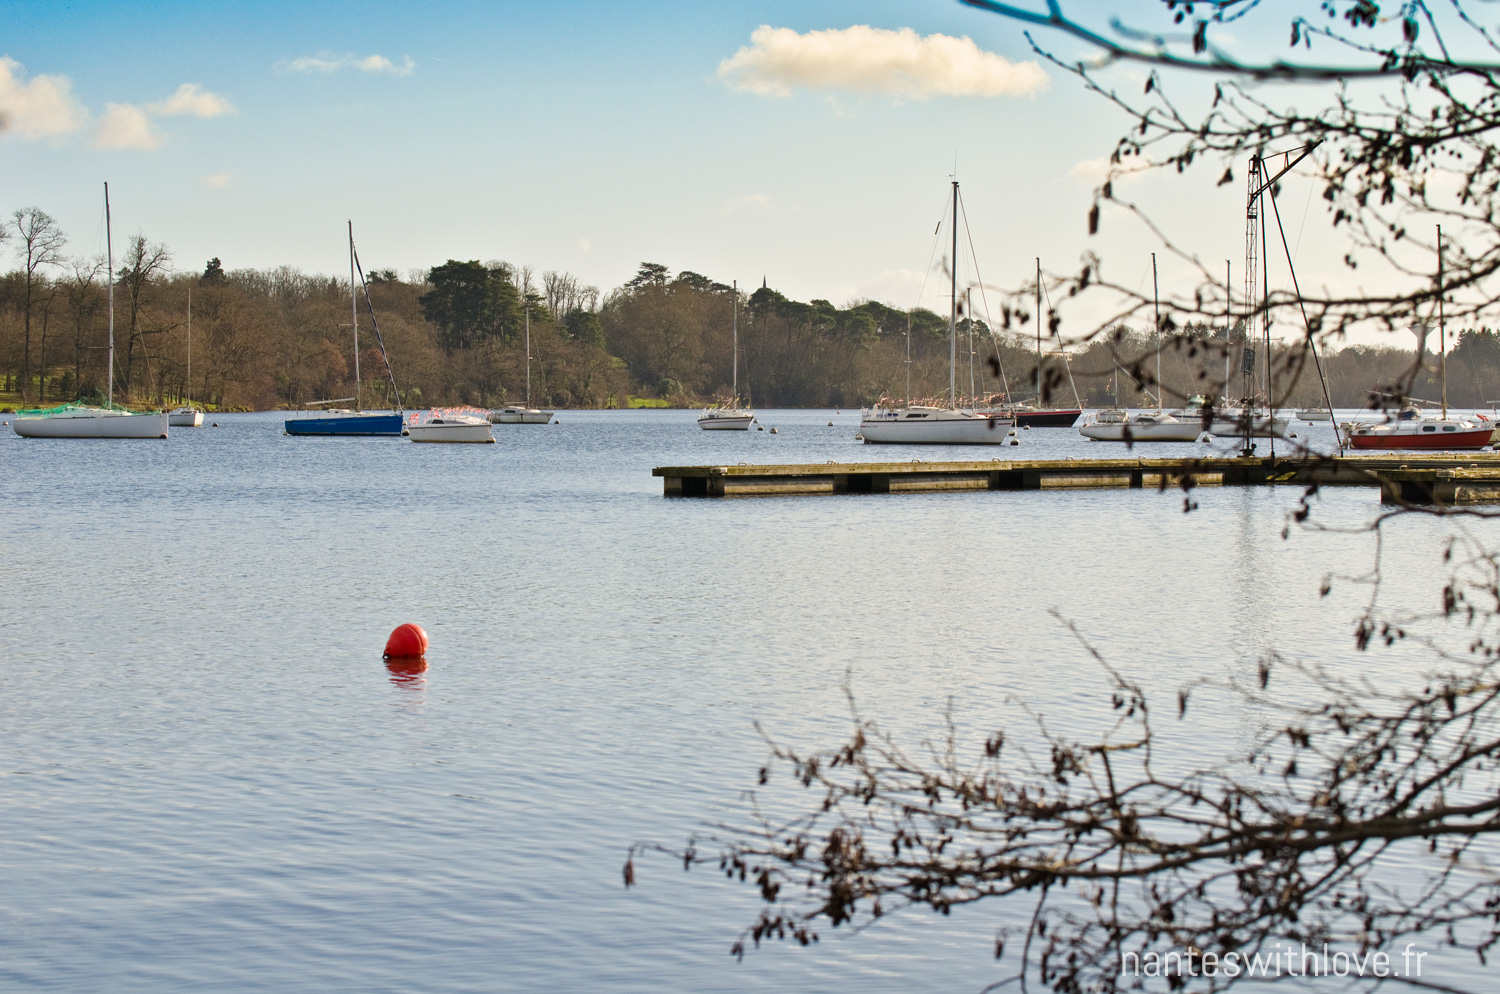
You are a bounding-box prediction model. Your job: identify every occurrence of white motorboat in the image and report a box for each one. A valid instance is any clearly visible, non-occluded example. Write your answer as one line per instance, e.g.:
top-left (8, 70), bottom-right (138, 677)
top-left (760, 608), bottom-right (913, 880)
top-left (699, 279), bottom-right (754, 431)
top-left (698, 408), bottom-right (755, 430)
top-left (859, 179), bottom-right (1011, 446)
top-left (490, 406), bottom-right (552, 424)
top-left (1079, 409), bottom-right (1207, 442)
top-left (13, 404), bottom-right (167, 438)
top-left (1297, 408), bottom-right (1332, 421)
top-left (12, 184), bottom-right (167, 441)
top-left (408, 409), bottom-right (495, 443)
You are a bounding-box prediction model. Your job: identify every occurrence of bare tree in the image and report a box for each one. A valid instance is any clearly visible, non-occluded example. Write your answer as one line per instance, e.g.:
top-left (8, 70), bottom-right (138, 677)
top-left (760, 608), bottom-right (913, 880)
top-left (64, 256), bottom-right (106, 401)
top-left (11, 207), bottom-right (66, 402)
top-left (116, 234), bottom-right (172, 401)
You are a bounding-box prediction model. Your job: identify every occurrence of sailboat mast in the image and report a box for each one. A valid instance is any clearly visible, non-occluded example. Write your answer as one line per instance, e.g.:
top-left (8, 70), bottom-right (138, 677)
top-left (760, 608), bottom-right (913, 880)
top-left (525, 304), bottom-right (531, 408)
top-left (949, 179), bottom-right (958, 409)
top-left (1261, 171), bottom-right (1274, 459)
top-left (1152, 252), bottom-right (1162, 411)
top-left (105, 182), bottom-right (114, 410)
top-left (905, 313), bottom-right (911, 408)
top-left (1224, 260), bottom-right (1232, 399)
top-left (732, 280), bottom-right (738, 401)
top-left (187, 286), bottom-right (192, 408)
top-left (965, 287), bottom-right (975, 405)
top-left (1036, 257), bottom-right (1042, 405)
top-left (1438, 224), bottom-right (1447, 419)
top-left (349, 221), bottom-right (360, 413)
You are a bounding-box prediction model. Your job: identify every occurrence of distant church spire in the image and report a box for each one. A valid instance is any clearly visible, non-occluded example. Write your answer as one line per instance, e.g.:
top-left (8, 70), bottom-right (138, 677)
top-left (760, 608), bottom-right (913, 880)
top-left (762, 276), bottom-right (766, 289)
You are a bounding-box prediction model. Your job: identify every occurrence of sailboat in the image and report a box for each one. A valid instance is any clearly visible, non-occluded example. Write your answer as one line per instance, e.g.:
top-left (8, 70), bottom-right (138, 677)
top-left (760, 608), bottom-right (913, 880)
top-left (1348, 225), bottom-right (1494, 451)
top-left (993, 259), bottom-right (1082, 427)
top-left (12, 183), bottom-right (168, 439)
top-left (490, 304), bottom-right (554, 424)
top-left (699, 280), bottom-right (754, 430)
top-left (860, 179), bottom-right (1011, 445)
top-left (1078, 254), bottom-right (1204, 443)
top-left (169, 287), bottom-right (203, 427)
top-left (284, 223), bottom-right (405, 436)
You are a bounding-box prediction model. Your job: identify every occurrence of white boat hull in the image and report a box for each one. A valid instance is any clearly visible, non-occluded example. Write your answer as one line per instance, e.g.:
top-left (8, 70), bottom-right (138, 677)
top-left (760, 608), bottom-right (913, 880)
top-left (1206, 416), bottom-right (1289, 437)
top-left (168, 408), bottom-right (203, 427)
top-left (1080, 420), bottom-right (1205, 442)
top-left (699, 411), bottom-right (754, 430)
top-left (407, 418), bottom-right (495, 443)
top-left (490, 408), bottom-right (552, 424)
top-left (860, 409), bottom-right (1013, 444)
top-left (12, 410), bottom-right (168, 439)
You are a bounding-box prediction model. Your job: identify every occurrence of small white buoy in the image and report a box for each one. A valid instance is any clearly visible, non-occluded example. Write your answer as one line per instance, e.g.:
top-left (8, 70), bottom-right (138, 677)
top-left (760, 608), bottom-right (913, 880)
top-left (1288, 432), bottom-right (1297, 439)
top-left (1008, 438), bottom-right (1020, 446)
top-left (827, 422), bottom-right (834, 426)
top-left (769, 427), bottom-right (778, 434)
top-left (757, 426), bottom-right (764, 431)
top-left (1196, 431), bottom-right (1213, 443)
top-left (1022, 424), bottom-right (1030, 430)
top-left (1007, 428), bottom-right (1017, 437)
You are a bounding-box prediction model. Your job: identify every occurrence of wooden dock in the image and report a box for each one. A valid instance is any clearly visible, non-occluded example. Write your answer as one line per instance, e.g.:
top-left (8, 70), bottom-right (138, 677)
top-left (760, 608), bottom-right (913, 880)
top-left (653, 454), bottom-right (1500, 504)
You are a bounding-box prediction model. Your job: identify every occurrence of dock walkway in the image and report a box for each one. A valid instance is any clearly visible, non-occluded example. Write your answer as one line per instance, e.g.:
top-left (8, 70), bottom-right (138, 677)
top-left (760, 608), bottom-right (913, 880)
top-left (653, 454), bottom-right (1500, 504)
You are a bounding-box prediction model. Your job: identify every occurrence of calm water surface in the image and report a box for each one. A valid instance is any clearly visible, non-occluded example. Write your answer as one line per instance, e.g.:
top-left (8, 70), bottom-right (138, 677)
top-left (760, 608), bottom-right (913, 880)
top-left (0, 410), bottom-right (1483, 992)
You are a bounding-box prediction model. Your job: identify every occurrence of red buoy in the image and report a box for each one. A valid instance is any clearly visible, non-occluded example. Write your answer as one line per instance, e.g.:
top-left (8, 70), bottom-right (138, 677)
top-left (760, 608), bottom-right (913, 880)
top-left (384, 623), bottom-right (429, 659)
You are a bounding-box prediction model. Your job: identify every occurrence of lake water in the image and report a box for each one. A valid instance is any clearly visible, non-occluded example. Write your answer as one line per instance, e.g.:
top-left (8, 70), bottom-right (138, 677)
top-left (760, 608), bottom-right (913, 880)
top-left (0, 409), bottom-right (1488, 992)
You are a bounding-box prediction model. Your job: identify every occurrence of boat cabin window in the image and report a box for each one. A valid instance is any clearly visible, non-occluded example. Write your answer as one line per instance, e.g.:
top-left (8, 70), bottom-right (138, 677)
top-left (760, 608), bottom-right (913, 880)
top-left (1422, 425), bottom-right (1437, 432)
top-left (1443, 425), bottom-right (1456, 431)
top-left (907, 412), bottom-right (928, 418)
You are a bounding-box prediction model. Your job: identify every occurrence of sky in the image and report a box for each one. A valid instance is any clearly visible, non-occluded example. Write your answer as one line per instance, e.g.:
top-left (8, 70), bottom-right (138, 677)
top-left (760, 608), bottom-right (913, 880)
top-left (0, 0), bottom-right (1431, 343)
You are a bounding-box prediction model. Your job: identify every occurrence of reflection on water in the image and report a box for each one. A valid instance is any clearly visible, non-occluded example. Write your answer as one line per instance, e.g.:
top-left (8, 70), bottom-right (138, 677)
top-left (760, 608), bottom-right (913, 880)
top-left (0, 410), bottom-right (1483, 993)
top-left (385, 656), bottom-right (428, 685)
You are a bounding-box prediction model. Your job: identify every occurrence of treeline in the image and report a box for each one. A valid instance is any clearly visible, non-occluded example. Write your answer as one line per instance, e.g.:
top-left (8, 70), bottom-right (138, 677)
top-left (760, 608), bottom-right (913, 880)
top-left (1, 207), bottom-right (1493, 410)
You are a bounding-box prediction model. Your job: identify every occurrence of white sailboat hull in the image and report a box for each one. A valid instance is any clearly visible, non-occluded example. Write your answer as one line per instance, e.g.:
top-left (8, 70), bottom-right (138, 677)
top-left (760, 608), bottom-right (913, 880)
top-left (860, 409), bottom-right (1013, 444)
top-left (407, 417), bottom-right (495, 443)
top-left (13, 410), bottom-right (168, 439)
top-left (1205, 415), bottom-right (1289, 437)
top-left (168, 408), bottom-right (203, 427)
top-left (1080, 418), bottom-right (1205, 442)
top-left (490, 407), bottom-right (553, 424)
top-left (699, 410), bottom-right (754, 430)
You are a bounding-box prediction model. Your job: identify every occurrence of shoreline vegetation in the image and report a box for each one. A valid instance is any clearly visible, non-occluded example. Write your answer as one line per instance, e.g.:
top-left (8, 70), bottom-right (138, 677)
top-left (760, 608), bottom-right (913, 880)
top-left (3, 244), bottom-right (1496, 415)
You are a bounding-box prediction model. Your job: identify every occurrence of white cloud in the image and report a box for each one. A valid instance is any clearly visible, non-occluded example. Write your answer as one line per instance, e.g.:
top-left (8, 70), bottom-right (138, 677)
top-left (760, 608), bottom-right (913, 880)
top-left (1070, 156), bottom-right (1151, 185)
top-left (201, 172), bottom-right (231, 189)
top-left (721, 193), bottom-right (775, 215)
top-left (0, 55), bottom-right (86, 140)
top-left (285, 53), bottom-right (415, 76)
top-left (718, 25), bottom-right (1047, 99)
top-left (92, 103), bottom-right (161, 150)
top-left (150, 83), bottom-right (234, 118)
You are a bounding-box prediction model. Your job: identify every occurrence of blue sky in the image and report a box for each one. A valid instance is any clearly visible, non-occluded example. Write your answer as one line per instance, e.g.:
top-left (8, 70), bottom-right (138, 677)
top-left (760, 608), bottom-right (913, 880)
top-left (2, 1), bottom-right (1365, 333)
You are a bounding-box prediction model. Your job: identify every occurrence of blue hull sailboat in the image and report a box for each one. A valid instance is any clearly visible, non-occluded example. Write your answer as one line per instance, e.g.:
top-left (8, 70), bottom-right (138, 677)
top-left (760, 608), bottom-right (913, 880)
top-left (285, 413), bottom-right (404, 436)
top-left (285, 222), bottom-right (406, 437)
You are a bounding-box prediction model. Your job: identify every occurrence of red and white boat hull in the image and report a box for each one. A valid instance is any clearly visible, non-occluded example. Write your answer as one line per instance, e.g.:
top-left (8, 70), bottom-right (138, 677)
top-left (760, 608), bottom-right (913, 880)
top-left (1348, 420), bottom-right (1496, 450)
